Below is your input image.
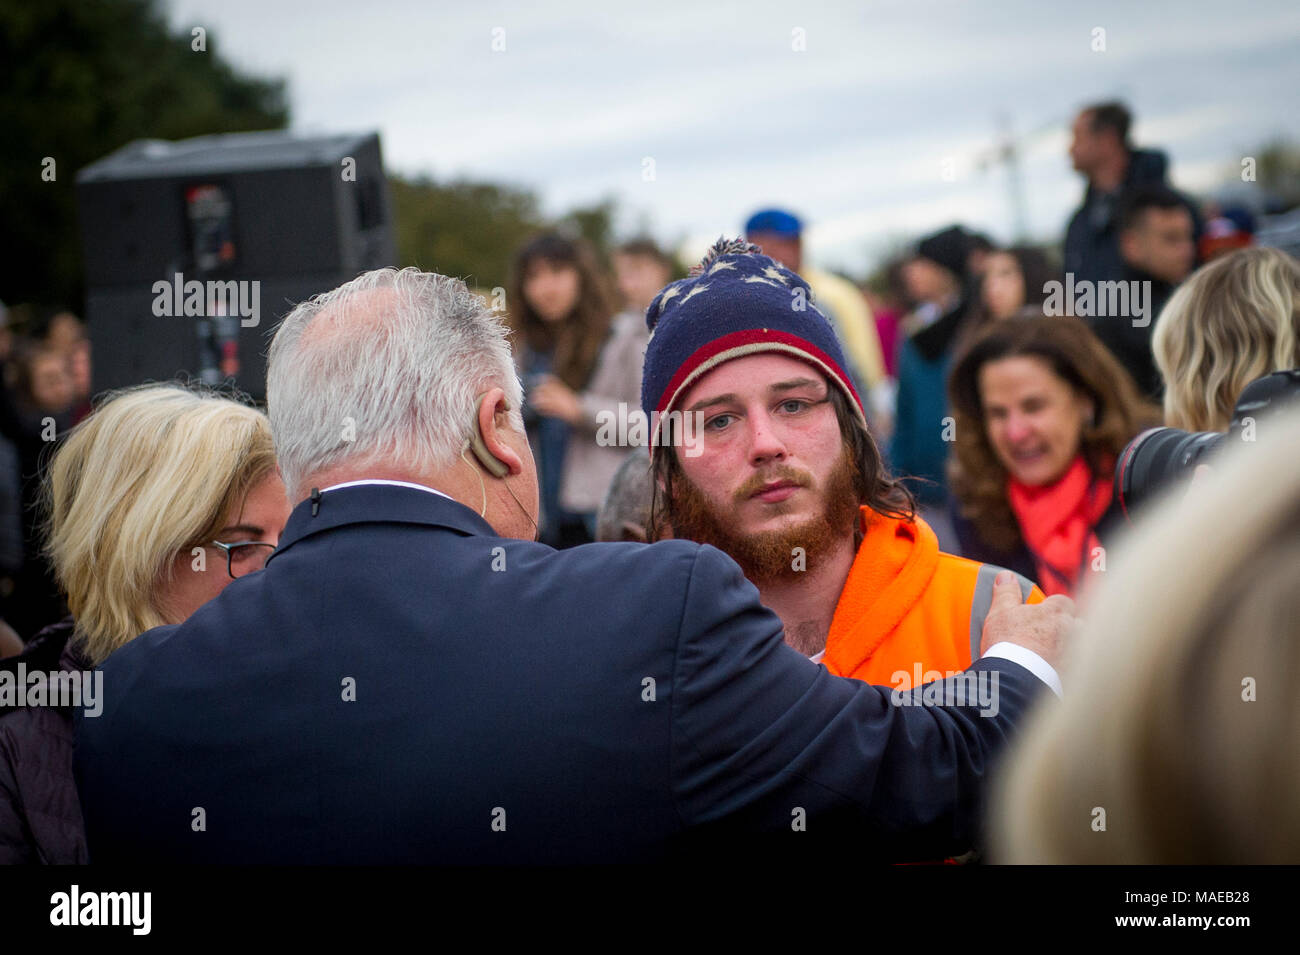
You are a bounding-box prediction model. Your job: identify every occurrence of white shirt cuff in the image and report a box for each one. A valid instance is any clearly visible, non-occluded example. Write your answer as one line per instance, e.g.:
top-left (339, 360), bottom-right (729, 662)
top-left (981, 642), bottom-right (1063, 698)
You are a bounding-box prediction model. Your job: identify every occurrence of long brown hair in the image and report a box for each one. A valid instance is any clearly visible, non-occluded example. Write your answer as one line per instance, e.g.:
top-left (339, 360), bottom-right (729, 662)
top-left (506, 232), bottom-right (616, 390)
top-left (648, 383), bottom-right (915, 542)
top-left (947, 316), bottom-right (1160, 553)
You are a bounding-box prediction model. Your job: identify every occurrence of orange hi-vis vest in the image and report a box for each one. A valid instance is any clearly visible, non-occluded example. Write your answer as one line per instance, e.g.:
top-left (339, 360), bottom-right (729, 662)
top-left (822, 508), bottom-right (1044, 689)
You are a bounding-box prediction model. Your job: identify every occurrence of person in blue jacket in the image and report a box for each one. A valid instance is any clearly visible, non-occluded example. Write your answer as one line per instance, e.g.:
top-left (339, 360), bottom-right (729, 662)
top-left (890, 226), bottom-right (975, 550)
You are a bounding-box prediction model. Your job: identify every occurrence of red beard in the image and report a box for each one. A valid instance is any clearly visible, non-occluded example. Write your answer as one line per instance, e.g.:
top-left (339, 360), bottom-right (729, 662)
top-left (667, 447), bottom-right (861, 584)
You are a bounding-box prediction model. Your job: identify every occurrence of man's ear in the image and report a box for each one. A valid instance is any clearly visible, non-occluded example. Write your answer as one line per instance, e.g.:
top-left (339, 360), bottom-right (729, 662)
top-left (478, 387), bottom-right (524, 477)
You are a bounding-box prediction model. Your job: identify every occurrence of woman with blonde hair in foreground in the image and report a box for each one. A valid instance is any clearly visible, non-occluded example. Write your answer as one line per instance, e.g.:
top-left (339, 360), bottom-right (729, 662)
top-left (1153, 245), bottom-right (1300, 432)
top-left (0, 383), bottom-right (290, 863)
top-left (991, 406), bottom-right (1300, 863)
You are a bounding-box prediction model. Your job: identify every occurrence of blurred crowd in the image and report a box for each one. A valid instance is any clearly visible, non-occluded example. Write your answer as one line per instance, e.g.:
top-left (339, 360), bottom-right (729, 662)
top-left (2, 98), bottom-right (1298, 865)
top-left (0, 306), bottom-right (91, 653)
top-left (503, 102), bottom-right (1292, 601)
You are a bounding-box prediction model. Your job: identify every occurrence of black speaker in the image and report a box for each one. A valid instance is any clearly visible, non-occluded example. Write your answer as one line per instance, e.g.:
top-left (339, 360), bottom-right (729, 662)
top-left (76, 130), bottom-right (395, 401)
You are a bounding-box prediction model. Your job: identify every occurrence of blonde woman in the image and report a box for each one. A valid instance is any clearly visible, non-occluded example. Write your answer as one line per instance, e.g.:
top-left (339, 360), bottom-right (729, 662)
top-left (1153, 246), bottom-right (1300, 431)
top-left (0, 383), bottom-right (289, 863)
top-left (991, 406), bottom-right (1300, 863)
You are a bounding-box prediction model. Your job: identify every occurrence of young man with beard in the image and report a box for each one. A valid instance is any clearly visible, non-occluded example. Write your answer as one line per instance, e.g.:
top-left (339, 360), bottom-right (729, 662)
top-left (641, 238), bottom-right (1045, 688)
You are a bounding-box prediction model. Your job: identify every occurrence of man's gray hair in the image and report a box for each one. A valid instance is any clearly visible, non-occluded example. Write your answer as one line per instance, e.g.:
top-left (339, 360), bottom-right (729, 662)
top-left (267, 267), bottom-right (523, 495)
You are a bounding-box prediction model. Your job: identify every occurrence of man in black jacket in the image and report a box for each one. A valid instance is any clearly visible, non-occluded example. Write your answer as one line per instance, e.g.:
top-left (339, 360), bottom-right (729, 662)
top-left (1112, 185), bottom-right (1197, 397)
top-left (74, 267), bottom-right (1074, 864)
top-left (1064, 101), bottom-right (1192, 287)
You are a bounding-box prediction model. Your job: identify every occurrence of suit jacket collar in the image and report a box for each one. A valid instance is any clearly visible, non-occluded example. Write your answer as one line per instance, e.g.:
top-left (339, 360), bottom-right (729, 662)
top-left (269, 483), bottom-right (498, 563)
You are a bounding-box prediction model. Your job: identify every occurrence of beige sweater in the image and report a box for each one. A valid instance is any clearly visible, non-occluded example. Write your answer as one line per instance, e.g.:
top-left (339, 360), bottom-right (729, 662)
top-left (560, 309), bottom-right (651, 514)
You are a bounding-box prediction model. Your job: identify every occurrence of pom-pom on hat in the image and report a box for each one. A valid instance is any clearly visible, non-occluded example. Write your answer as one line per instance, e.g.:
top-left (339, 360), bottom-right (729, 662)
top-left (640, 236), bottom-right (865, 459)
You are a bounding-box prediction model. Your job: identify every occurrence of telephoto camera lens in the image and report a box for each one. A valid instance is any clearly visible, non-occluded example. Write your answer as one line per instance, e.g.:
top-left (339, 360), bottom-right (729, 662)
top-left (1116, 369), bottom-right (1300, 522)
top-left (1114, 427), bottom-right (1223, 522)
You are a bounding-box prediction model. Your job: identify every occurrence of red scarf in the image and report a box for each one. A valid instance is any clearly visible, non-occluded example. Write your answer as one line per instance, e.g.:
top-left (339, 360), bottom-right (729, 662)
top-left (1006, 454), bottom-right (1113, 598)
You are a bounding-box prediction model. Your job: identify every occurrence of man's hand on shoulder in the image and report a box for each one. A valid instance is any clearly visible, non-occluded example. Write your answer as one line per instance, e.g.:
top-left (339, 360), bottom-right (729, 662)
top-left (980, 570), bottom-right (1076, 669)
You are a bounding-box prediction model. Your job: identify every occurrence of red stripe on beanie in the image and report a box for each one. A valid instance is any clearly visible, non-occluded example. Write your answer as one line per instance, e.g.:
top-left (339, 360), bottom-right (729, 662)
top-left (654, 328), bottom-right (865, 425)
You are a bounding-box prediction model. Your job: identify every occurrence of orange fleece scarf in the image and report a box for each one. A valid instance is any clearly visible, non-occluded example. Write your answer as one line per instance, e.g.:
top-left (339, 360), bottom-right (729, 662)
top-left (823, 509), bottom-right (940, 679)
top-left (1006, 454), bottom-right (1112, 598)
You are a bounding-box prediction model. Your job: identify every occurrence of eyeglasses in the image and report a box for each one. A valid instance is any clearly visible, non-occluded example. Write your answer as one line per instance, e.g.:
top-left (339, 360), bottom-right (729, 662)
top-left (208, 540), bottom-right (276, 579)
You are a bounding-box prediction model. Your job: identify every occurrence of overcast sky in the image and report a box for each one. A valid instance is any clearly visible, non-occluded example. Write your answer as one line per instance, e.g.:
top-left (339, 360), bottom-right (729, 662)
top-left (165, 0), bottom-right (1300, 273)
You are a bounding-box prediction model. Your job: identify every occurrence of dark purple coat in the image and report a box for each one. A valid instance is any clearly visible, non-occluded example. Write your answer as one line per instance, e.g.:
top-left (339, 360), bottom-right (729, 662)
top-left (0, 618), bottom-right (89, 864)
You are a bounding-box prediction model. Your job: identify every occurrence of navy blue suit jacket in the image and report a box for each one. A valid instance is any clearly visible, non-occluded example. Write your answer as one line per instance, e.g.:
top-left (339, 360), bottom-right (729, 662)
top-left (75, 484), bottom-right (1048, 863)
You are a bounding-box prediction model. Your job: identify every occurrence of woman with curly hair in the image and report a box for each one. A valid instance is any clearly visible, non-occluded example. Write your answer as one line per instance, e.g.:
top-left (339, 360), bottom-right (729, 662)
top-left (947, 316), bottom-right (1159, 598)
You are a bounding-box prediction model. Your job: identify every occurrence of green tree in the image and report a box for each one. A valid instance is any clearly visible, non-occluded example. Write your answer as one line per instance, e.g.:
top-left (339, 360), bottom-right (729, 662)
top-left (389, 178), bottom-right (626, 292)
top-left (0, 0), bottom-right (288, 309)
top-left (1252, 139), bottom-right (1300, 209)
top-left (559, 197), bottom-right (618, 255)
top-left (388, 175), bottom-right (544, 292)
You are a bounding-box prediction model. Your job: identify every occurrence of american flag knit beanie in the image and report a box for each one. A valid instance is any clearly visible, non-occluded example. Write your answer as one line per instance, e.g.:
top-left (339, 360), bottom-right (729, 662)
top-left (639, 236), bottom-right (865, 457)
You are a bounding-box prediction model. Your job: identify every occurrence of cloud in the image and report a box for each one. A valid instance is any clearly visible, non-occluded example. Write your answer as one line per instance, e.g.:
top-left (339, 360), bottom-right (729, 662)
top-left (164, 0), bottom-right (1300, 270)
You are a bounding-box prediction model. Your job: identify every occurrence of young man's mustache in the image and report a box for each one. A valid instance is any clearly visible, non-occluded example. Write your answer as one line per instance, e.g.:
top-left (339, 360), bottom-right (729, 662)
top-left (733, 466), bottom-right (814, 502)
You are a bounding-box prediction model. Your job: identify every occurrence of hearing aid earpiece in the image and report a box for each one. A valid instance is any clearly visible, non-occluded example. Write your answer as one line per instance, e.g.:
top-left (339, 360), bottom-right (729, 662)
top-left (468, 395), bottom-right (510, 478)
top-left (462, 395), bottom-right (538, 537)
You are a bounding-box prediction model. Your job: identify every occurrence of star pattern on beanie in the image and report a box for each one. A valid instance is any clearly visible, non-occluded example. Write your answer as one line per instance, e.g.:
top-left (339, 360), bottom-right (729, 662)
top-left (679, 283), bottom-right (711, 305)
